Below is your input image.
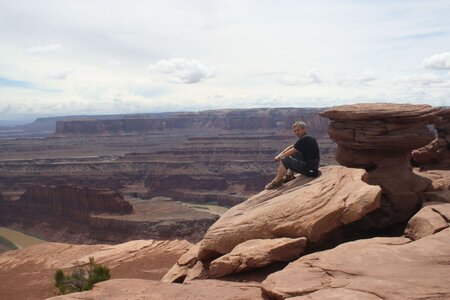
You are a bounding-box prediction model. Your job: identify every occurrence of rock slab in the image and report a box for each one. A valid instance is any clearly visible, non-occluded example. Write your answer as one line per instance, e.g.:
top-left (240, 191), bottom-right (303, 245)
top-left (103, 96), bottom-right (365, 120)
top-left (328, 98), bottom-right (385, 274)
top-left (209, 237), bottom-right (307, 278)
top-left (197, 165), bottom-right (381, 260)
top-left (262, 228), bottom-right (450, 299)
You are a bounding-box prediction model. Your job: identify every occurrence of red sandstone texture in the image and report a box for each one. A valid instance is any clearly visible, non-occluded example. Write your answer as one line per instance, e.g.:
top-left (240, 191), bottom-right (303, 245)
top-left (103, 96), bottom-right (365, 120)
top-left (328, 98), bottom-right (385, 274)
top-left (320, 103), bottom-right (443, 226)
top-left (0, 240), bottom-right (191, 300)
top-left (412, 107), bottom-right (450, 168)
top-left (1, 104), bottom-right (450, 300)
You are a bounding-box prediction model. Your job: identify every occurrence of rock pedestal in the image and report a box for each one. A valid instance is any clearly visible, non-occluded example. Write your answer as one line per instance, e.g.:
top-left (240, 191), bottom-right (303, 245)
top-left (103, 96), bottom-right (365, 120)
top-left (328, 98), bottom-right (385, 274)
top-left (320, 103), bottom-right (439, 226)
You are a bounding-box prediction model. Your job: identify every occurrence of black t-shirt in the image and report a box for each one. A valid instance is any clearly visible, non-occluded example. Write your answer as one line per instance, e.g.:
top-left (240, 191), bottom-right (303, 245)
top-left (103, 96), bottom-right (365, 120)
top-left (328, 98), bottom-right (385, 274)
top-left (294, 135), bottom-right (320, 161)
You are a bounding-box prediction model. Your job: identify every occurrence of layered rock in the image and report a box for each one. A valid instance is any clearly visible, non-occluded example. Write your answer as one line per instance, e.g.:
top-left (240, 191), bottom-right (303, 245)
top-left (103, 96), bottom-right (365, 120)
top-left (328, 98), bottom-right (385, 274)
top-left (208, 237), bottom-right (307, 278)
top-left (320, 103), bottom-right (439, 226)
top-left (412, 107), bottom-right (450, 168)
top-left (49, 279), bottom-right (262, 300)
top-left (261, 227), bottom-right (450, 299)
top-left (19, 185), bottom-right (133, 220)
top-left (164, 166), bottom-right (381, 280)
top-left (1, 187), bottom-right (217, 244)
top-left (0, 239), bottom-right (191, 300)
top-left (197, 166), bottom-right (380, 261)
top-left (262, 198), bottom-right (450, 299)
top-left (405, 202), bottom-right (450, 240)
top-left (55, 108), bottom-right (329, 135)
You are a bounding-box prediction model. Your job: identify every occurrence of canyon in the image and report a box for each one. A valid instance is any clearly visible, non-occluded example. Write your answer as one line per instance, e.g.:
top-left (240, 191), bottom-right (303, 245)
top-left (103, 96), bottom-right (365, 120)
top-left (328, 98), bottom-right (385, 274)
top-left (1, 103), bottom-right (448, 300)
top-left (0, 108), bottom-right (334, 247)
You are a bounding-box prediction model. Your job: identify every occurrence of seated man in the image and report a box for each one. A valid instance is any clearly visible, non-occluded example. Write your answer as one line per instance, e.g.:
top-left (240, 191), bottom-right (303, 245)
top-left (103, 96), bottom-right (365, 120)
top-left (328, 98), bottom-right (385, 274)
top-left (265, 121), bottom-right (320, 190)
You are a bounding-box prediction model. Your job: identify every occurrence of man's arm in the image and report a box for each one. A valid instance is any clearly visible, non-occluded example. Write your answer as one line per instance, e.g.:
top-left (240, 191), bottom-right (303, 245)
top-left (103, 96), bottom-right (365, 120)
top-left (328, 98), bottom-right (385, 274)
top-left (274, 145), bottom-right (297, 161)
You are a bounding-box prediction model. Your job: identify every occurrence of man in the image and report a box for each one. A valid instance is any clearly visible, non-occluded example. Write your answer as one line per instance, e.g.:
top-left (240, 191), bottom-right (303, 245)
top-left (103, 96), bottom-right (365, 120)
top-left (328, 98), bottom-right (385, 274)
top-left (265, 121), bottom-right (320, 190)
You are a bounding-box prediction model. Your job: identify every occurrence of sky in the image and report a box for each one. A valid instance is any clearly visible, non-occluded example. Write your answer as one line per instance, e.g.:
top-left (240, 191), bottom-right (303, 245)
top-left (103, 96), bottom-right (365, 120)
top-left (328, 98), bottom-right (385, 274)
top-left (0, 0), bottom-right (450, 121)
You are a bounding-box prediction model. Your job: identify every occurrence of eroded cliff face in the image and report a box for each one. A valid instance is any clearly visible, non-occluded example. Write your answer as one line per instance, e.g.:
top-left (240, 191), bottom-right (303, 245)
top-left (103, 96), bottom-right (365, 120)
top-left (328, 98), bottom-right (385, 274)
top-left (19, 185), bottom-right (133, 219)
top-left (320, 103), bottom-right (441, 226)
top-left (0, 186), bottom-right (217, 244)
top-left (0, 108), bottom-right (333, 247)
top-left (55, 108), bottom-right (330, 135)
top-left (412, 108), bottom-right (450, 168)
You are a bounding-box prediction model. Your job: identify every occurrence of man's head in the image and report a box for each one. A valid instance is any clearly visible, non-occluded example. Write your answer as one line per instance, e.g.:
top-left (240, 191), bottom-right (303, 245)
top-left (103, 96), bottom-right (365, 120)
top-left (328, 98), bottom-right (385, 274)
top-left (292, 121), bottom-right (307, 138)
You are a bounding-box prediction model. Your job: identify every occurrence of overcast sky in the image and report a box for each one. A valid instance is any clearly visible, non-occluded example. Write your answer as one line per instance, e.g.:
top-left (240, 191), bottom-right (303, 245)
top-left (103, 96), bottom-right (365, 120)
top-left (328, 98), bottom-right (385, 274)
top-left (1, 0), bottom-right (449, 120)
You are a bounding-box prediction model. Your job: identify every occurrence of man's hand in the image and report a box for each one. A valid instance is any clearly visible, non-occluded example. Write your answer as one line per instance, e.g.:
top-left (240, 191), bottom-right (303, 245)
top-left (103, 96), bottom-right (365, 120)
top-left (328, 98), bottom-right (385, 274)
top-left (274, 155), bottom-right (281, 162)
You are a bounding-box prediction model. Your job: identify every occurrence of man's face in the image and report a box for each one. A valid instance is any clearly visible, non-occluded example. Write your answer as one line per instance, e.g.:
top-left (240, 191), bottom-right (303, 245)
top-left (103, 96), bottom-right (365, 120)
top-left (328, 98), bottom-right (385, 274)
top-left (293, 125), bottom-right (306, 138)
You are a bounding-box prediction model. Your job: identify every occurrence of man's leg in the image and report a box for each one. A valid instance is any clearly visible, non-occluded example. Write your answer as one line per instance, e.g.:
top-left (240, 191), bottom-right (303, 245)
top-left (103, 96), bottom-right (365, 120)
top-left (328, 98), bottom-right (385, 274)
top-left (274, 161), bottom-right (288, 182)
top-left (265, 161), bottom-right (288, 190)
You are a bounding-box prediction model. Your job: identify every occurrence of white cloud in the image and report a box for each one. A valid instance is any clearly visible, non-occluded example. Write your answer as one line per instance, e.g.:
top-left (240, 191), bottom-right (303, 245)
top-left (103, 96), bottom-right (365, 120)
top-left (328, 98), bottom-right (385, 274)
top-left (47, 68), bottom-right (73, 80)
top-left (393, 73), bottom-right (445, 86)
top-left (148, 58), bottom-right (215, 84)
top-left (336, 71), bottom-right (377, 86)
top-left (307, 70), bottom-right (322, 84)
top-left (277, 70), bottom-right (323, 86)
top-left (423, 52), bottom-right (450, 70)
top-left (25, 44), bottom-right (65, 55)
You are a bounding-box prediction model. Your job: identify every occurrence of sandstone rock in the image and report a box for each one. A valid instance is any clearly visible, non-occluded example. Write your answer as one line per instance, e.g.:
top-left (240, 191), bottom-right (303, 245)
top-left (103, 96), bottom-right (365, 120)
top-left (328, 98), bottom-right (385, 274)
top-left (261, 228), bottom-right (450, 299)
top-left (418, 169), bottom-right (450, 191)
top-left (416, 169), bottom-right (450, 203)
top-left (404, 203), bottom-right (450, 240)
top-left (209, 237), bottom-right (307, 278)
top-left (412, 107), bottom-right (450, 167)
top-left (0, 239), bottom-right (191, 300)
top-left (287, 288), bottom-right (381, 299)
top-left (320, 103), bottom-right (438, 226)
top-left (19, 185), bottom-right (133, 222)
top-left (64, 239), bottom-right (192, 269)
top-left (197, 166), bottom-right (381, 261)
top-left (162, 243), bottom-right (201, 283)
top-left (48, 278), bottom-right (262, 300)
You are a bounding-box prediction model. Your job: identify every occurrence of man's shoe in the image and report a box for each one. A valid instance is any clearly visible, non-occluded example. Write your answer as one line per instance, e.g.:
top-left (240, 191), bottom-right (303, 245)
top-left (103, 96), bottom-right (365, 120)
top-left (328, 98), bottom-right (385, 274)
top-left (265, 179), bottom-right (283, 190)
top-left (281, 173), bottom-right (295, 183)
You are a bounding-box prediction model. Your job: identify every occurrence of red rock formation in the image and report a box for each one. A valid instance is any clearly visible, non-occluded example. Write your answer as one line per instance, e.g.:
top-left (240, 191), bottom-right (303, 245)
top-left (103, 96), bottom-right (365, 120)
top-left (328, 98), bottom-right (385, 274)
top-left (1, 189), bottom-right (218, 244)
top-left (412, 107), bottom-right (450, 168)
top-left (163, 166), bottom-right (381, 281)
top-left (0, 240), bottom-right (191, 300)
top-left (55, 108), bottom-right (330, 136)
top-left (320, 103), bottom-right (439, 226)
top-left (18, 185), bottom-right (132, 222)
top-left (261, 228), bottom-right (450, 299)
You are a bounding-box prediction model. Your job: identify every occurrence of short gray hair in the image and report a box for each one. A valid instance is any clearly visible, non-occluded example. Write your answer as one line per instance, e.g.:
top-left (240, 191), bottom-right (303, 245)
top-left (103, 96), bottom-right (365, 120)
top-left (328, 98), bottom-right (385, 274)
top-left (292, 121), bottom-right (306, 129)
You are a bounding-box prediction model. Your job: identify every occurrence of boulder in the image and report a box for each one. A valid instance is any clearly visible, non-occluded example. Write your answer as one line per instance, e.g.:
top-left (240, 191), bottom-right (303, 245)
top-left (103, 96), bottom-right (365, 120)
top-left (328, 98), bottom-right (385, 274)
top-left (412, 107), bottom-right (450, 167)
top-left (416, 169), bottom-right (450, 203)
top-left (162, 243), bottom-right (201, 283)
top-left (262, 228), bottom-right (450, 299)
top-left (209, 237), bottom-right (307, 278)
top-left (404, 203), bottom-right (450, 240)
top-left (197, 165), bottom-right (381, 261)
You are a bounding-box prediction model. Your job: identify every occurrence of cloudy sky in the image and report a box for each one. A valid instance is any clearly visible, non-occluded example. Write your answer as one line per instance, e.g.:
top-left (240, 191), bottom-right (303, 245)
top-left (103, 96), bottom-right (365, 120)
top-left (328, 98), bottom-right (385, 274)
top-left (1, 0), bottom-right (449, 120)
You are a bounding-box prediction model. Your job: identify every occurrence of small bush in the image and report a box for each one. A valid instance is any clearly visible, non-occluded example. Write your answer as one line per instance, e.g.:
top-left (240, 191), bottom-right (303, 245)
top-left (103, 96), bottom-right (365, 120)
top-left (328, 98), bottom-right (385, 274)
top-left (54, 257), bottom-right (111, 295)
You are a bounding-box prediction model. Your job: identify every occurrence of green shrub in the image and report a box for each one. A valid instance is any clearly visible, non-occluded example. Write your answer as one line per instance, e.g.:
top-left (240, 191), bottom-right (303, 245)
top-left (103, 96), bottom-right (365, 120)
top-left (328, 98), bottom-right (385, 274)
top-left (54, 257), bottom-right (111, 295)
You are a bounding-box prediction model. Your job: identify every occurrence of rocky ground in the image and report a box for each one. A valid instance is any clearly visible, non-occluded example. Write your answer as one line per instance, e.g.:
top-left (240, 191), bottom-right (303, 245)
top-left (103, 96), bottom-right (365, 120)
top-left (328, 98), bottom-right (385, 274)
top-left (0, 240), bottom-right (191, 300)
top-left (1, 104), bottom-right (449, 299)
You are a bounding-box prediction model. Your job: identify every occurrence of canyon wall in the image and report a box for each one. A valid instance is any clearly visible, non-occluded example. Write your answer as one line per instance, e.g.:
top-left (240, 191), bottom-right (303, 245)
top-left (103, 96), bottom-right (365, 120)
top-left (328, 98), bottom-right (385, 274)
top-left (0, 108), bottom-right (333, 244)
top-left (55, 108), bottom-right (330, 135)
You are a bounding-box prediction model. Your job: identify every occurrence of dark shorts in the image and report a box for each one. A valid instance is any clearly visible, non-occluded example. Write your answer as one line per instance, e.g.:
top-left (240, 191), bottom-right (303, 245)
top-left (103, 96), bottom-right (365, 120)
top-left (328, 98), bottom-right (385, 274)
top-left (281, 155), bottom-right (319, 177)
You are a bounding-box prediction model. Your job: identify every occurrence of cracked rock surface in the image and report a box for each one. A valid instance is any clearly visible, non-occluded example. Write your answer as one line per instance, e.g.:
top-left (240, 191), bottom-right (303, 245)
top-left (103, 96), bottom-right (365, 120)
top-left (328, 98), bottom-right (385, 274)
top-left (197, 166), bottom-right (381, 261)
top-left (261, 228), bottom-right (450, 299)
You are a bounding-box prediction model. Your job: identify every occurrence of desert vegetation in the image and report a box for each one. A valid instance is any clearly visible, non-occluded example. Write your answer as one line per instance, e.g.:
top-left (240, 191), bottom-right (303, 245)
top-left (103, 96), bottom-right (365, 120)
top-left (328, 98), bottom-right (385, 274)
top-left (54, 257), bottom-right (110, 295)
